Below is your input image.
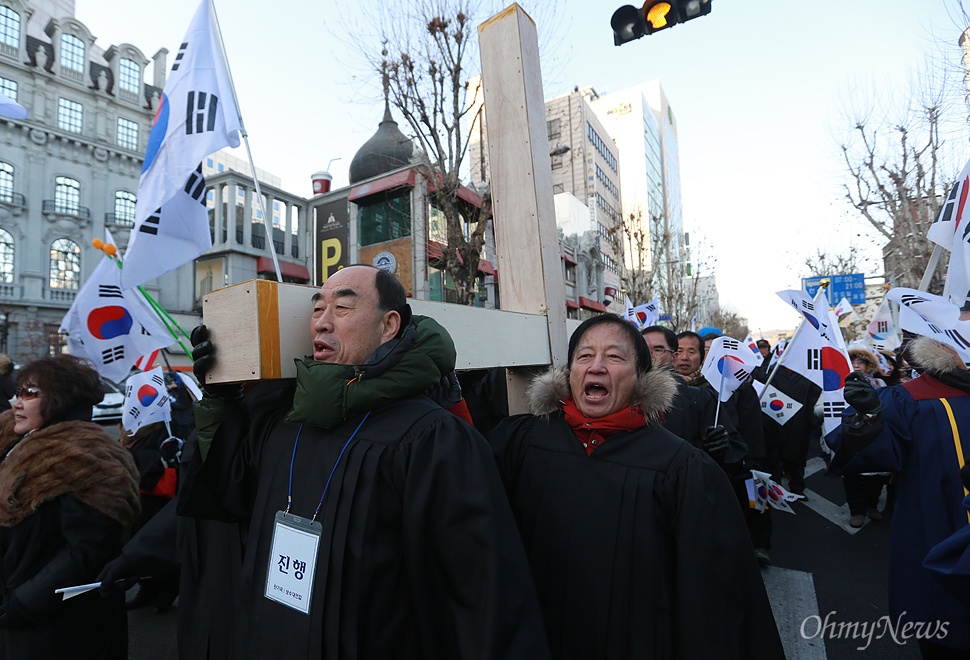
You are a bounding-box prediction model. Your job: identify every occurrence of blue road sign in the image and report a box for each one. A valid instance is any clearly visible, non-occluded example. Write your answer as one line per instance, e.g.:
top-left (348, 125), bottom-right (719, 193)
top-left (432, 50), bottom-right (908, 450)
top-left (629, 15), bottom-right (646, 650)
top-left (802, 273), bottom-right (866, 305)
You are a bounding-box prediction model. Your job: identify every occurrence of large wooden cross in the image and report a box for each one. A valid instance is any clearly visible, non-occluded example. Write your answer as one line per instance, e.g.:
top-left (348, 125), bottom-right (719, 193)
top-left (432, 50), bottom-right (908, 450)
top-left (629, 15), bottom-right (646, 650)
top-left (203, 5), bottom-right (569, 415)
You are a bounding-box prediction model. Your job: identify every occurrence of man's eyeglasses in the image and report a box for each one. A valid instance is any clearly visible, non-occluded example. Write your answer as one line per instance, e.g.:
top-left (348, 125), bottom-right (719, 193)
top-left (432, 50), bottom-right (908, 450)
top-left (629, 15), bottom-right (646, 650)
top-left (14, 386), bottom-right (42, 400)
top-left (650, 347), bottom-right (675, 356)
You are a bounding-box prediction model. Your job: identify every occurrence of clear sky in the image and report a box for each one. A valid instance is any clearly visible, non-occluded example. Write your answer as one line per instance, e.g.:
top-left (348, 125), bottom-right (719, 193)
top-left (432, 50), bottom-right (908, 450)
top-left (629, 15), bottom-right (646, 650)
top-left (75, 0), bottom-right (968, 333)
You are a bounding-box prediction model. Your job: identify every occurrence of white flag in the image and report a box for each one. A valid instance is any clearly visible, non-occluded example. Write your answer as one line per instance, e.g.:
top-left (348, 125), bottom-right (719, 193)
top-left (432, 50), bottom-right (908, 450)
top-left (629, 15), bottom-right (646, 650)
top-left (866, 297), bottom-right (900, 351)
top-left (834, 297), bottom-right (853, 318)
top-left (59, 253), bottom-right (175, 382)
top-left (701, 336), bottom-right (763, 402)
top-left (122, 367), bottom-right (172, 434)
top-left (621, 296), bottom-right (639, 327)
top-left (776, 287), bottom-right (852, 439)
top-left (742, 333), bottom-right (760, 356)
top-left (768, 337), bottom-right (787, 368)
top-left (888, 288), bottom-right (970, 368)
top-left (759, 386), bottom-right (803, 426)
top-left (927, 157), bottom-right (970, 308)
top-left (749, 469), bottom-right (799, 514)
top-left (632, 298), bottom-right (660, 329)
top-left (122, 0), bottom-right (242, 289)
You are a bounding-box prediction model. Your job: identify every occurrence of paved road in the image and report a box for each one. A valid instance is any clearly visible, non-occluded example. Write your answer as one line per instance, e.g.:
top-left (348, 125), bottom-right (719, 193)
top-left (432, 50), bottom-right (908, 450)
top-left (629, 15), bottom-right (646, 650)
top-left (123, 441), bottom-right (924, 659)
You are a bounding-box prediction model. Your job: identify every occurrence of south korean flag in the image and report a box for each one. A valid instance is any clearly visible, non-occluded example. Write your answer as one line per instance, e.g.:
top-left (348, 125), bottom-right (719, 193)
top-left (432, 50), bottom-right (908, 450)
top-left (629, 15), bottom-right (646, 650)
top-left (122, 367), bottom-right (172, 434)
top-left (702, 336), bottom-right (763, 402)
top-left (889, 288), bottom-right (970, 369)
top-left (759, 386), bottom-right (803, 426)
top-left (59, 234), bottom-right (174, 381)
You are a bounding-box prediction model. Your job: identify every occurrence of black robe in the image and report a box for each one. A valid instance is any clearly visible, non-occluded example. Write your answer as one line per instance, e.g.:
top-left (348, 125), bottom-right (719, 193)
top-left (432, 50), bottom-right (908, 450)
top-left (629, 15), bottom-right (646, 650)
top-left (180, 384), bottom-right (549, 659)
top-left (489, 413), bottom-right (785, 659)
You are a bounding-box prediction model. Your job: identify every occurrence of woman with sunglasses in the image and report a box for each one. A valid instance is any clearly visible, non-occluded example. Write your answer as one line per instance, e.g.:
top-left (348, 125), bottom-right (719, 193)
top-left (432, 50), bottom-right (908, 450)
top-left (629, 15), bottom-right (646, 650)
top-left (0, 354), bottom-right (140, 658)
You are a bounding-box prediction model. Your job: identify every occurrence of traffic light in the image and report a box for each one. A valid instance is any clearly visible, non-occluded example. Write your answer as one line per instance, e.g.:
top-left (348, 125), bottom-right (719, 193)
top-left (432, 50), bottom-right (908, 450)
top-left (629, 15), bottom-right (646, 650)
top-left (611, 0), bottom-right (713, 45)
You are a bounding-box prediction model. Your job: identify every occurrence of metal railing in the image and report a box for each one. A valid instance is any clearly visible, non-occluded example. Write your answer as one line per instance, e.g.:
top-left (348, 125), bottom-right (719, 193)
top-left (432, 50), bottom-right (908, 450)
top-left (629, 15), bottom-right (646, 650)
top-left (104, 213), bottom-right (135, 228)
top-left (42, 200), bottom-right (91, 220)
top-left (0, 192), bottom-right (25, 208)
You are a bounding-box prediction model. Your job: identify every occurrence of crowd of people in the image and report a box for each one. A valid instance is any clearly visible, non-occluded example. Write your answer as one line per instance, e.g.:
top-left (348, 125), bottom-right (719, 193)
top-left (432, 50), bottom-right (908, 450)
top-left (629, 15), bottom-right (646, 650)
top-left (0, 266), bottom-right (967, 658)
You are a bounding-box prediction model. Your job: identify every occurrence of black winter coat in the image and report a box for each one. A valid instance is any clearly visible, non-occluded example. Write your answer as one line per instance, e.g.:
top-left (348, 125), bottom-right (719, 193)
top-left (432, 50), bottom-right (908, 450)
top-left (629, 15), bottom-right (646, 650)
top-left (0, 412), bottom-right (140, 659)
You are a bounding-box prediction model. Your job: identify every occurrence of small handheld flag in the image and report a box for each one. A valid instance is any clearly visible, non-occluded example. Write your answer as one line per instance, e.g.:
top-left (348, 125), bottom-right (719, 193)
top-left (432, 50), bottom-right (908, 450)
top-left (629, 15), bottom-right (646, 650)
top-left (122, 366), bottom-right (172, 434)
top-left (701, 336), bottom-right (762, 403)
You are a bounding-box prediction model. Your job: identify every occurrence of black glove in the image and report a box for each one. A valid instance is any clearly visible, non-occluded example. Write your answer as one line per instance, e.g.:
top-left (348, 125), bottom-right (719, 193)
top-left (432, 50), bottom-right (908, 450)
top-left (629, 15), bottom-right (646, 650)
top-left (843, 372), bottom-right (883, 415)
top-left (159, 437), bottom-right (183, 468)
top-left (425, 371), bottom-right (462, 408)
top-left (190, 325), bottom-right (243, 400)
top-left (97, 554), bottom-right (141, 597)
top-left (702, 425), bottom-right (730, 462)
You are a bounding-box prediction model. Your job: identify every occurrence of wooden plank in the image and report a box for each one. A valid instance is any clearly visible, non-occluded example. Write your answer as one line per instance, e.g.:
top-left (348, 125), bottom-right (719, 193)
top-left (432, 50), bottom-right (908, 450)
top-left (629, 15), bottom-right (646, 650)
top-left (479, 4), bottom-right (567, 413)
top-left (202, 279), bottom-right (551, 383)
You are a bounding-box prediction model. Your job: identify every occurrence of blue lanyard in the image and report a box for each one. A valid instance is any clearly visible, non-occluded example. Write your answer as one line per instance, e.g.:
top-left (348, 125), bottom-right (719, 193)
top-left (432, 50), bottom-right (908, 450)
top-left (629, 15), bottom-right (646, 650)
top-left (285, 412), bottom-right (371, 523)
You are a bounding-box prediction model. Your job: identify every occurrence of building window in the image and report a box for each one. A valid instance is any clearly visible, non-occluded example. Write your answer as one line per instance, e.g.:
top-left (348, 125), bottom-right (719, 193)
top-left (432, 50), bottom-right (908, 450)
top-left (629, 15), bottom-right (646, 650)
top-left (217, 163), bottom-right (224, 172)
top-left (49, 238), bottom-right (81, 290)
top-left (117, 117), bottom-right (139, 150)
top-left (57, 98), bottom-right (83, 133)
top-left (59, 33), bottom-right (85, 72)
top-left (547, 118), bottom-right (561, 140)
top-left (118, 58), bottom-right (140, 94)
top-left (54, 176), bottom-right (80, 214)
top-left (358, 190), bottom-right (412, 247)
top-left (206, 157), bottom-right (214, 168)
top-left (0, 77), bottom-right (15, 101)
top-left (0, 161), bottom-right (12, 203)
top-left (0, 6), bottom-right (19, 49)
top-left (0, 227), bottom-right (12, 284)
top-left (113, 190), bottom-right (136, 226)
top-left (586, 122), bottom-right (618, 173)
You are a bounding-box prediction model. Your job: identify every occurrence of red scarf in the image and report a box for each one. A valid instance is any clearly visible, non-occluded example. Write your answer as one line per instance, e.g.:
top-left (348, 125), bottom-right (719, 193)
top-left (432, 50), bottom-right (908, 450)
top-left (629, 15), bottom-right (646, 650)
top-left (561, 398), bottom-right (647, 456)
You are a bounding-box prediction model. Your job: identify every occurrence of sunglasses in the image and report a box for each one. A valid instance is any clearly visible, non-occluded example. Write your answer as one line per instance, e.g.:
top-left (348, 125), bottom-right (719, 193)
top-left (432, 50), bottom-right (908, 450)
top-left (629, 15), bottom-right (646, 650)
top-left (14, 386), bottom-right (42, 400)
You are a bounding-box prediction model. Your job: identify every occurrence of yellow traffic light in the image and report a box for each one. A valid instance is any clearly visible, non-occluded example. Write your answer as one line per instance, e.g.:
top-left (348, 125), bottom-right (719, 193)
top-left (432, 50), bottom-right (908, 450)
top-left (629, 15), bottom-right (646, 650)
top-left (645, 2), bottom-right (673, 29)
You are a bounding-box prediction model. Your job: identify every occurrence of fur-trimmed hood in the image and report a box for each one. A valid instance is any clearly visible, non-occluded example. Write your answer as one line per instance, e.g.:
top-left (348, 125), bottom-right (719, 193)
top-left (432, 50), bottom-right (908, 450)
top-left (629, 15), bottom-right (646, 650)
top-left (848, 347), bottom-right (881, 374)
top-left (908, 336), bottom-right (967, 377)
top-left (0, 410), bottom-right (140, 527)
top-left (526, 366), bottom-right (679, 425)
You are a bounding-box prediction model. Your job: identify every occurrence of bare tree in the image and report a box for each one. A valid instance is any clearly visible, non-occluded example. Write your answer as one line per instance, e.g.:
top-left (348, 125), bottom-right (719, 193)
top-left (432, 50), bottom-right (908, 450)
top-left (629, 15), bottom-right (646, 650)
top-left (708, 307), bottom-right (749, 342)
top-left (839, 62), bottom-right (965, 291)
top-left (611, 207), bottom-right (652, 305)
top-left (370, 8), bottom-right (487, 305)
top-left (338, 0), bottom-right (564, 305)
top-left (802, 245), bottom-right (862, 278)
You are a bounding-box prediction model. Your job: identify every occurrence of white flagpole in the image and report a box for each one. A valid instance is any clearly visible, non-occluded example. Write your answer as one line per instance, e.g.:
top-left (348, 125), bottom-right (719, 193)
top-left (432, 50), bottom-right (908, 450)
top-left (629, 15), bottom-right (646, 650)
top-left (757, 317), bottom-right (809, 404)
top-left (713, 367), bottom-right (727, 426)
top-left (918, 244), bottom-right (943, 292)
top-left (206, 0), bottom-right (283, 283)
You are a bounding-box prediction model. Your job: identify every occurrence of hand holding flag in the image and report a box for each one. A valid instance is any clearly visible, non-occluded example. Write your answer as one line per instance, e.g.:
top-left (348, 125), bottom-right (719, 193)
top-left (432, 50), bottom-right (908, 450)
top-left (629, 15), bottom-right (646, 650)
top-left (701, 336), bottom-right (762, 402)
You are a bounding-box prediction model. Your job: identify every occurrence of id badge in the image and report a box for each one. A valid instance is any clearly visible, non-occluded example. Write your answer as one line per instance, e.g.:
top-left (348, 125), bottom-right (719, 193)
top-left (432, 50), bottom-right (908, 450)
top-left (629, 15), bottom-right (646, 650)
top-left (264, 511), bottom-right (322, 614)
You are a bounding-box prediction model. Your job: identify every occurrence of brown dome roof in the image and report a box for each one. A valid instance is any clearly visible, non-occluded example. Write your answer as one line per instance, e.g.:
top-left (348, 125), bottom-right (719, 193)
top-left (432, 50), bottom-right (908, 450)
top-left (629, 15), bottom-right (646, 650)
top-left (348, 102), bottom-right (414, 184)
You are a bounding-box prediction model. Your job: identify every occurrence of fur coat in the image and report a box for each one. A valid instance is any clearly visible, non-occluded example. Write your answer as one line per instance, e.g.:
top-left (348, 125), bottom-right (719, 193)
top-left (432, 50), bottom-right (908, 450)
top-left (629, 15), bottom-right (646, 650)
top-left (525, 366), bottom-right (678, 422)
top-left (0, 411), bottom-right (140, 528)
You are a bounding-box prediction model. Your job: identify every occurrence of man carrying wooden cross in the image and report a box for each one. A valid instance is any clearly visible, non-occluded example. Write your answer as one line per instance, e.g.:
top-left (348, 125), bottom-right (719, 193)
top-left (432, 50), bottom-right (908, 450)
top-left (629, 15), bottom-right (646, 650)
top-left (181, 264), bottom-right (550, 659)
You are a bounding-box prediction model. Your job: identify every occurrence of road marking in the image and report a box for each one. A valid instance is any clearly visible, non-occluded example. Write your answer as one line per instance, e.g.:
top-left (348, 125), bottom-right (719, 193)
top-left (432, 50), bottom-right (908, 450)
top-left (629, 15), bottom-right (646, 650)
top-left (798, 457), bottom-right (889, 534)
top-left (762, 566), bottom-right (827, 659)
top-left (800, 489), bottom-right (865, 535)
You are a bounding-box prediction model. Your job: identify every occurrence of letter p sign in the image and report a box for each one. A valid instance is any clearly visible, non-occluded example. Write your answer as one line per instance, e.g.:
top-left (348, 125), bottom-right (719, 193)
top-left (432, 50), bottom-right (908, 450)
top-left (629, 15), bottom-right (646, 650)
top-left (320, 238), bottom-right (342, 282)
